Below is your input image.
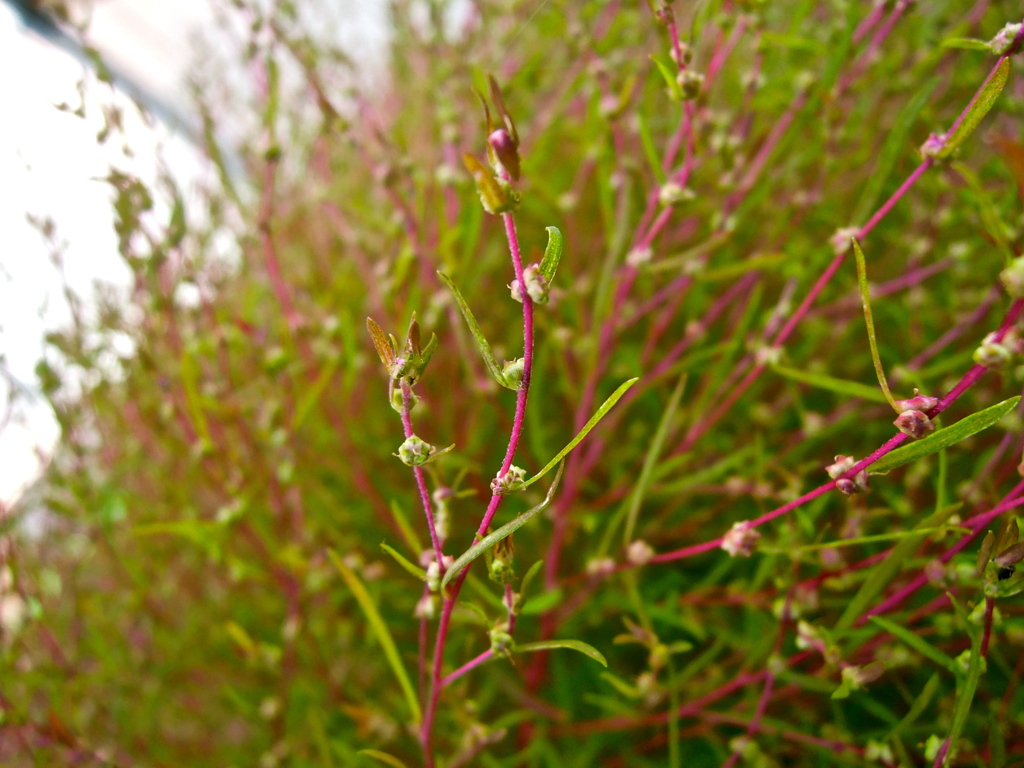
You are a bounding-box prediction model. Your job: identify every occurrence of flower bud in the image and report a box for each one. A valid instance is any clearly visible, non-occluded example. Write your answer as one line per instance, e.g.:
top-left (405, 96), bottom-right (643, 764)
top-left (415, 593), bottom-right (438, 620)
top-left (988, 22), bottom-right (1023, 56)
top-left (829, 227), bottom-right (860, 256)
top-left (464, 153), bottom-right (516, 215)
top-left (894, 392), bottom-right (938, 413)
top-left (919, 132), bottom-right (947, 160)
top-left (676, 69), bottom-right (704, 100)
top-left (894, 409), bottom-right (935, 439)
top-left (841, 661), bottom-right (886, 689)
top-left (973, 332), bottom-right (1014, 369)
top-left (489, 622), bottom-right (512, 654)
top-left (626, 540), bottom-right (655, 566)
top-left (491, 465), bottom-right (527, 495)
top-left (720, 521), bottom-right (760, 557)
top-left (658, 182), bottom-right (696, 207)
top-left (487, 128), bottom-right (521, 180)
top-left (1000, 256), bottom-right (1024, 299)
top-left (585, 557), bottom-right (617, 577)
top-left (487, 533), bottom-right (515, 585)
top-left (398, 435), bottom-right (433, 466)
top-left (501, 358), bottom-right (525, 389)
top-left (510, 264), bottom-right (549, 305)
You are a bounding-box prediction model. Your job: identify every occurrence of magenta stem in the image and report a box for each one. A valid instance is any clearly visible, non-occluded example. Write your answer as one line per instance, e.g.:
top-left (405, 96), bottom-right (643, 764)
top-left (401, 382), bottom-right (445, 568)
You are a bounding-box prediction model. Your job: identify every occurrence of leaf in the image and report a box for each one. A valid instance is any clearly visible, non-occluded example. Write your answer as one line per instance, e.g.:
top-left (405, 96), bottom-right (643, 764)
top-left (358, 750), bottom-right (410, 768)
top-left (834, 504), bottom-right (961, 632)
top-left (539, 226), bottom-right (564, 284)
top-left (329, 551), bottom-right (421, 724)
top-left (437, 271), bottom-right (515, 389)
top-left (943, 593), bottom-right (984, 766)
top-left (518, 559), bottom-right (544, 608)
top-left (650, 54), bottom-right (683, 100)
top-left (869, 616), bottom-right (958, 674)
top-left (941, 37), bottom-right (992, 51)
top-left (366, 318), bottom-right (396, 371)
top-left (938, 57), bottom-right (1009, 159)
top-left (525, 378), bottom-right (639, 486)
top-left (871, 396), bottom-right (1020, 473)
top-left (519, 587), bottom-right (563, 615)
top-left (771, 364), bottom-right (890, 404)
top-left (636, 113), bottom-right (666, 183)
top-left (624, 373), bottom-right (687, 545)
top-left (441, 465), bottom-right (564, 590)
top-left (853, 239), bottom-right (897, 411)
top-left (380, 542), bottom-right (426, 581)
top-left (515, 639), bottom-right (607, 667)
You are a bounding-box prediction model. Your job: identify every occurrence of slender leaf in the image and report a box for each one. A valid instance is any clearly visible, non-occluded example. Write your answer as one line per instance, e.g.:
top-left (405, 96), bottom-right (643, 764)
top-left (871, 396), bottom-right (1020, 473)
top-left (888, 673), bottom-right (941, 738)
top-left (835, 504), bottom-right (961, 631)
top-left (516, 639), bottom-right (607, 667)
top-left (941, 37), bottom-right (991, 51)
top-left (441, 464), bottom-right (564, 590)
top-left (438, 271), bottom-right (514, 389)
top-left (869, 616), bottom-right (958, 674)
top-left (358, 750), bottom-right (410, 768)
top-left (772, 363), bottom-right (890, 404)
top-left (650, 54), bottom-right (683, 100)
top-left (853, 239), bottom-right (897, 411)
top-left (539, 226), bottom-right (564, 284)
top-left (389, 499), bottom-right (424, 556)
top-left (380, 542), bottom-right (426, 581)
top-left (525, 378), bottom-right (639, 487)
top-left (636, 113), bottom-right (666, 183)
top-left (518, 587), bottom-right (563, 615)
top-left (624, 373), bottom-right (687, 545)
top-left (854, 76), bottom-right (940, 222)
top-left (938, 57), bottom-right (1009, 159)
top-left (329, 551), bottom-right (421, 724)
top-left (943, 593), bottom-right (984, 766)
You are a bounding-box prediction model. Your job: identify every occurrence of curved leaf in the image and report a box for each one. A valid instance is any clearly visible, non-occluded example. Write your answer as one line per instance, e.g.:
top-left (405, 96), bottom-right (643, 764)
top-left (441, 464), bottom-right (564, 590)
top-left (539, 226), bottom-right (563, 283)
top-left (438, 271), bottom-right (515, 389)
top-left (515, 639), bottom-right (608, 667)
top-left (330, 551), bottom-right (421, 724)
top-left (358, 750), bottom-right (409, 768)
top-left (871, 396), bottom-right (1020, 473)
top-left (525, 377), bottom-right (639, 487)
top-left (939, 57), bottom-right (1009, 159)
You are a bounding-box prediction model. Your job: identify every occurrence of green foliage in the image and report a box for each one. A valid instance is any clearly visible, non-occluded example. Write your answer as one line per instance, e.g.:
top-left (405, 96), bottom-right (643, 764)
top-left (6, 1), bottom-right (1024, 766)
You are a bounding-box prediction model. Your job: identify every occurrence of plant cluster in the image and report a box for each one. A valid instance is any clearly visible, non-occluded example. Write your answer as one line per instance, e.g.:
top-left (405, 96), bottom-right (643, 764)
top-left (4, 1), bottom-right (1024, 767)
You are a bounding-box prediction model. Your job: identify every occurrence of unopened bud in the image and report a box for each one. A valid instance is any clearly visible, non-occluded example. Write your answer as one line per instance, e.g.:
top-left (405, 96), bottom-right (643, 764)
top-left (1000, 256), bottom-right (1024, 298)
top-left (491, 465), bottom-right (527, 495)
top-left (988, 22), bottom-right (1023, 56)
top-left (501, 358), bottom-right (525, 389)
top-left (676, 69), bottom-right (704, 100)
top-left (830, 227), bottom-right (860, 255)
top-left (487, 534), bottom-right (516, 585)
top-left (398, 435), bottom-right (433, 466)
top-left (894, 391), bottom-right (938, 413)
top-left (658, 182), bottom-right (695, 207)
top-left (973, 332), bottom-right (1014, 369)
top-left (510, 264), bottom-right (549, 304)
top-left (626, 540), bottom-right (655, 566)
top-left (585, 557), bottom-right (617, 577)
top-left (487, 128), bottom-right (521, 180)
top-left (842, 661), bottom-right (886, 689)
top-left (721, 520), bottom-right (760, 557)
top-left (489, 623), bottom-right (512, 654)
top-left (919, 132), bottom-right (947, 160)
top-left (894, 409), bottom-right (935, 439)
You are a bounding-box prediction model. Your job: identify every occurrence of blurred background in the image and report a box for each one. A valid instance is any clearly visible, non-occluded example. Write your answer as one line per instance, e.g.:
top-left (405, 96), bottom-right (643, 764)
top-left (0, 0), bottom-right (387, 504)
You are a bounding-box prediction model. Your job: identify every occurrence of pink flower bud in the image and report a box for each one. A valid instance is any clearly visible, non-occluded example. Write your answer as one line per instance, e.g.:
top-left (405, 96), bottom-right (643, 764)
top-left (893, 409), bottom-right (935, 439)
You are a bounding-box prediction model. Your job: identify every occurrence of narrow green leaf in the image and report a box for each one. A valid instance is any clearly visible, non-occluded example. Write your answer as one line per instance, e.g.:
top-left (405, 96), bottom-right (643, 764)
top-left (989, 711), bottom-right (1007, 768)
top-left (389, 500), bottom-right (424, 555)
top-left (853, 239), bottom-right (898, 411)
top-left (888, 673), bottom-right (941, 738)
top-left (516, 639), bottom-right (607, 667)
top-left (539, 226), bottom-right (564, 284)
top-left (437, 271), bottom-right (514, 389)
top-left (525, 378), bottom-right (639, 487)
top-left (869, 616), bottom-right (958, 674)
top-left (380, 542), bottom-right (426, 581)
top-left (773, 525), bottom-right (968, 553)
top-left (835, 504), bottom-right (961, 632)
top-left (941, 37), bottom-right (992, 51)
top-left (441, 464), bottom-right (564, 590)
top-left (636, 113), bottom-right (666, 183)
top-left (939, 57), bottom-right (1010, 159)
top-left (519, 560), bottom-right (544, 603)
top-left (329, 551), bottom-right (421, 724)
top-left (358, 750), bottom-right (410, 768)
top-left (624, 373), bottom-right (687, 545)
top-left (871, 396), bottom-right (1020, 473)
top-left (854, 77), bottom-right (940, 222)
top-left (771, 364), bottom-right (890, 404)
top-left (519, 587), bottom-right (562, 615)
top-left (953, 162), bottom-right (1016, 265)
top-left (649, 54), bottom-right (683, 100)
top-left (293, 354), bottom-right (342, 430)
top-left (943, 593), bottom-right (984, 766)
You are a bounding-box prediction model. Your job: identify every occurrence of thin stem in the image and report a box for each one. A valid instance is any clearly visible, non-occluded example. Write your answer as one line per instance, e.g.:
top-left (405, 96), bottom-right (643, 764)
top-left (401, 381), bottom-right (445, 569)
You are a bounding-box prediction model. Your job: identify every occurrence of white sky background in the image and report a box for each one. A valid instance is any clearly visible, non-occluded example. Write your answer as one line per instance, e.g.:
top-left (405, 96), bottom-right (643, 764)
top-left (0, 0), bottom-right (390, 504)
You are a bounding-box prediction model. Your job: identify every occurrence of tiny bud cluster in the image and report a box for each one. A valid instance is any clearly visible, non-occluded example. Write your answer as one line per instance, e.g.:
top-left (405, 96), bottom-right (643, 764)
top-left (720, 521), bottom-right (760, 557)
